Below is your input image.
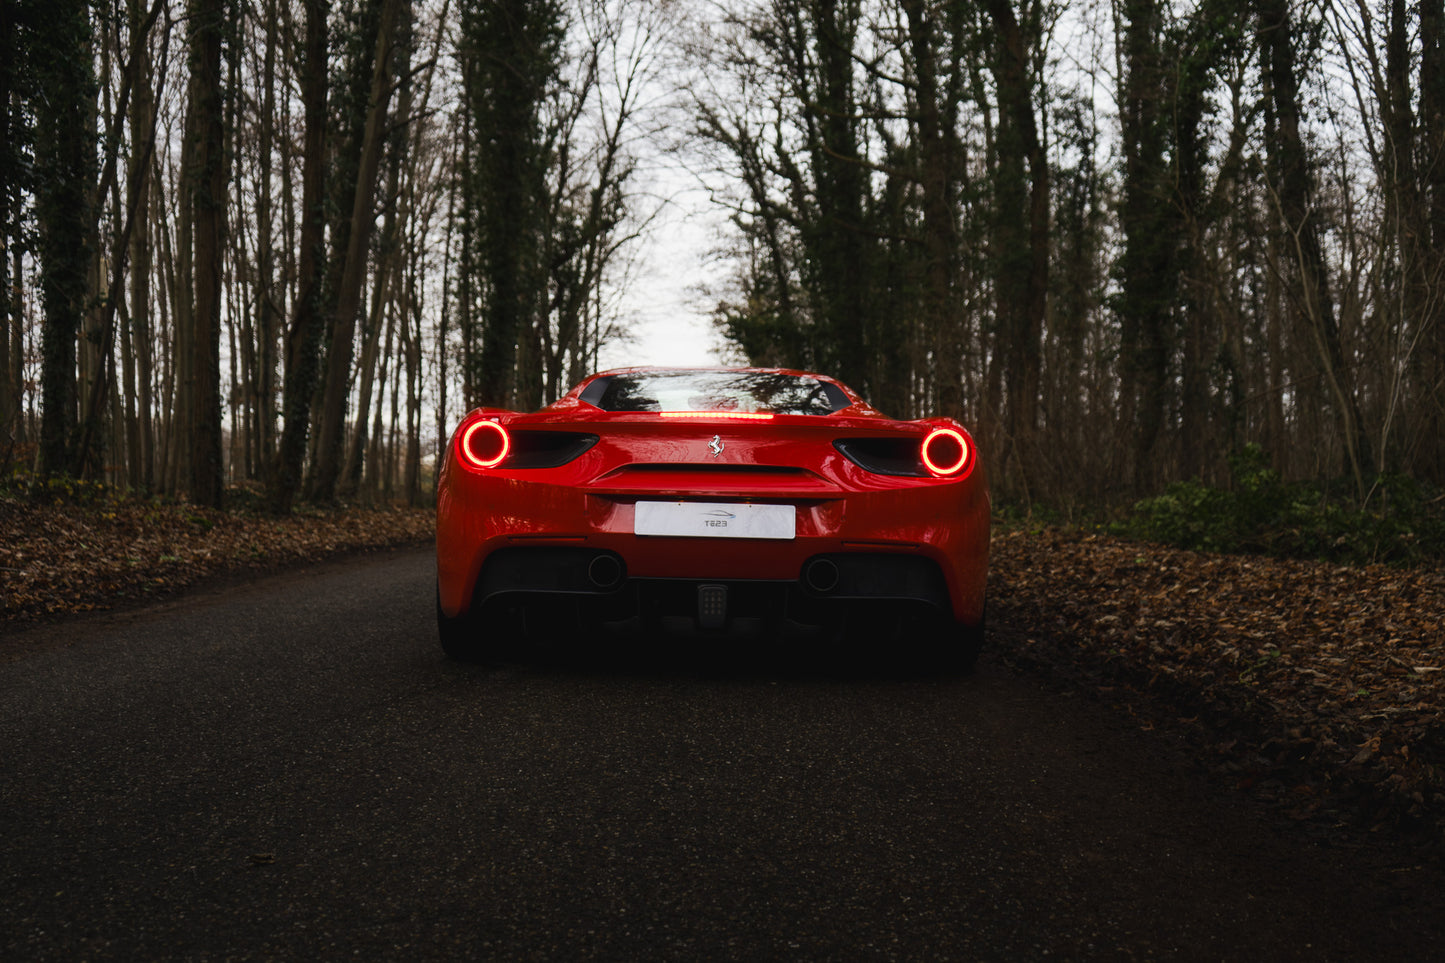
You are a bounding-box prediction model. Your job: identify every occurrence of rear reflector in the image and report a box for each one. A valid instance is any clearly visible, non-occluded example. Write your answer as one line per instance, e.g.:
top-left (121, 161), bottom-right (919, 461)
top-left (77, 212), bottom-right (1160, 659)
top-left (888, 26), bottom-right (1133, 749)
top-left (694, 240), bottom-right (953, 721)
top-left (698, 583), bottom-right (728, 629)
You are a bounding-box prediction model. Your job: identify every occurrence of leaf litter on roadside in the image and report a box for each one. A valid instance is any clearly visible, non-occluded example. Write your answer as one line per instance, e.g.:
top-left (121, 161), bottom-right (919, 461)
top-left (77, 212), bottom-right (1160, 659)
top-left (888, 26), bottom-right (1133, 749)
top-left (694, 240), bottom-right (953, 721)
top-left (0, 493), bottom-right (433, 626)
top-left (989, 527), bottom-right (1445, 852)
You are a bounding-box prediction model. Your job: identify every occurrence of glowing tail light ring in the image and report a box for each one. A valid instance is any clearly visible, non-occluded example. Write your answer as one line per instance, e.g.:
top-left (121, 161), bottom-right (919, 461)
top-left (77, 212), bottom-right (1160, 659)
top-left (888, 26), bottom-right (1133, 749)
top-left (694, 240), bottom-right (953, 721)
top-left (460, 419), bottom-right (510, 469)
top-left (921, 427), bottom-right (970, 476)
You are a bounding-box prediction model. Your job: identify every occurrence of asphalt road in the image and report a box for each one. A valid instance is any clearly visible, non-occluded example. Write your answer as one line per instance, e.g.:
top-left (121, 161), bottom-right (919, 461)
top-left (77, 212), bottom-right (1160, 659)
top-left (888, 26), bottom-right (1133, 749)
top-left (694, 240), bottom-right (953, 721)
top-left (3, 546), bottom-right (1444, 961)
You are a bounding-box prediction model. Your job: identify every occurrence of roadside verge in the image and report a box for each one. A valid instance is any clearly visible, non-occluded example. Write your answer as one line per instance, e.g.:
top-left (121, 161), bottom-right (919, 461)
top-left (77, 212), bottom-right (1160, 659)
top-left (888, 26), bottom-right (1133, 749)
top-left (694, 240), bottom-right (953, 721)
top-left (1, 492), bottom-right (434, 626)
top-left (988, 527), bottom-right (1445, 856)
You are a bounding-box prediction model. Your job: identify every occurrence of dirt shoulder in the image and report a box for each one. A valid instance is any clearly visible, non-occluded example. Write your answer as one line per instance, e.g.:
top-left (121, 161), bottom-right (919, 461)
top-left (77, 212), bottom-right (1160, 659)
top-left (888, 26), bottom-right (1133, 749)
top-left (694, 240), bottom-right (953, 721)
top-left (989, 526), bottom-right (1445, 855)
top-left (1, 489), bottom-right (434, 625)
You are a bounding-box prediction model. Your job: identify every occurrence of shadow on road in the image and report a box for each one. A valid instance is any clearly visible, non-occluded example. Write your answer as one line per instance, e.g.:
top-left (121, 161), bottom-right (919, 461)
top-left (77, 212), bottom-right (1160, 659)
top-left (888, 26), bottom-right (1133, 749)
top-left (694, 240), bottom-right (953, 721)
top-left (442, 624), bottom-right (979, 685)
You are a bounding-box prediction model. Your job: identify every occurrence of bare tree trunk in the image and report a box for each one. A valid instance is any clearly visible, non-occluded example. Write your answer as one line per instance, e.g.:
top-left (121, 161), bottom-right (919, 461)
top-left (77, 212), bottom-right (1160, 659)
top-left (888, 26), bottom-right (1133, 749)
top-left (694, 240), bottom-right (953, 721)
top-left (254, 0), bottom-right (281, 483)
top-left (11, 242), bottom-right (24, 447)
top-left (1257, 0), bottom-right (1370, 496)
top-left (342, 265), bottom-right (391, 497)
top-left (308, 0), bottom-right (404, 502)
top-left (184, 0), bottom-right (228, 507)
top-left (901, 0), bottom-right (962, 422)
top-left (33, 0), bottom-right (97, 476)
top-left (227, 293), bottom-right (242, 482)
top-left (341, 23), bottom-right (412, 497)
top-left (269, 0), bottom-right (330, 514)
top-left (1115, 0), bottom-right (1175, 492)
top-left (365, 298), bottom-right (396, 500)
top-left (0, 1), bottom-right (15, 464)
top-left (1421, 0), bottom-right (1445, 483)
top-left (437, 137), bottom-right (458, 467)
top-left (154, 158), bottom-right (181, 494)
top-left (459, 0), bottom-right (563, 410)
top-left (404, 268), bottom-right (422, 505)
top-left (985, 0), bottom-right (1049, 496)
top-left (121, 0), bottom-right (154, 490)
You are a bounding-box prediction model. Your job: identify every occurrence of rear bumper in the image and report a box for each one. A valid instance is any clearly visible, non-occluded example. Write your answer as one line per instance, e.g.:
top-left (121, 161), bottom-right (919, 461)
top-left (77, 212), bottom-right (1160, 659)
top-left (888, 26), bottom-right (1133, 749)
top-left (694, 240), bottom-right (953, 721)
top-left (437, 469), bottom-right (989, 625)
top-left (457, 546), bottom-right (961, 637)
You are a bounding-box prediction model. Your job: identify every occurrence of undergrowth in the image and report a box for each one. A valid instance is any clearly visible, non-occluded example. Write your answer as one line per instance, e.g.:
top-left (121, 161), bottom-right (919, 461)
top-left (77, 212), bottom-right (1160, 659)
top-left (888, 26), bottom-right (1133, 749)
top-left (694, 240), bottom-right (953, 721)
top-left (1115, 445), bottom-right (1445, 566)
top-left (0, 469), bottom-right (420, 517)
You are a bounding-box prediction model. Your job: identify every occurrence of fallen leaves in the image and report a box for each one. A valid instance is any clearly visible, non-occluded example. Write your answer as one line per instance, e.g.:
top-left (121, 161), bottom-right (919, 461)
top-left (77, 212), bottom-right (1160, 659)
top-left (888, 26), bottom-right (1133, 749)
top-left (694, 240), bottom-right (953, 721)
top-left (0, 492), bottom-right (434, 626)
top-left (989, 527), bottom-right (1445, 850)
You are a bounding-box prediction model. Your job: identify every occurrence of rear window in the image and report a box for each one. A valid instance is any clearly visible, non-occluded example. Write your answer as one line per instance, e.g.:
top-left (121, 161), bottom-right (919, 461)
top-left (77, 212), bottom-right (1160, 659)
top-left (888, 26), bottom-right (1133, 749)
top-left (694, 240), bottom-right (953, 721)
top-left (580, 370), bottom-right (850, 416)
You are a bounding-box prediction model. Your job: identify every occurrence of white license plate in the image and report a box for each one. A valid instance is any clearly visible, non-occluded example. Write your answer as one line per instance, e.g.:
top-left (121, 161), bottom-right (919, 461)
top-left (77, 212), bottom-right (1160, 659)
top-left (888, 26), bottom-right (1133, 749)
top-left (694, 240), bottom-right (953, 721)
top-left (634, 501), bottom-right (796, 540)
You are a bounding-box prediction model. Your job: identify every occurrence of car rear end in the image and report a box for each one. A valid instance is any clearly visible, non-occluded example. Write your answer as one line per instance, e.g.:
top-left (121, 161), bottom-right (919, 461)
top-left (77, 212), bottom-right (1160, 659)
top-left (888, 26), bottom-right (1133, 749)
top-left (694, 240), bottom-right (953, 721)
top-left (436, 370), bottom-right (989, 663)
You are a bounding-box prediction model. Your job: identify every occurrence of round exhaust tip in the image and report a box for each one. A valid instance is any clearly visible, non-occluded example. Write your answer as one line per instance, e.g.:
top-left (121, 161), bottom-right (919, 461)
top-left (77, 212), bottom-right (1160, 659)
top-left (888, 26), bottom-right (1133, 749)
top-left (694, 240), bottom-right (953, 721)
top-left (804, 557), bottom-right (840, 594)
top-left (588, 554), bottom-right (623, 590)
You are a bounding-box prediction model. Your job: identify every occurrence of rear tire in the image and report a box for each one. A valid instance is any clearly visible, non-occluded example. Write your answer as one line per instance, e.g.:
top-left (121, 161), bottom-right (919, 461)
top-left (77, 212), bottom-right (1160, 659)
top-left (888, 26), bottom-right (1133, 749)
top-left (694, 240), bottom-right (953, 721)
top-left (938, 605), bottom-right (985, 675)
top-left (437, 588), bottom-right (487, 662)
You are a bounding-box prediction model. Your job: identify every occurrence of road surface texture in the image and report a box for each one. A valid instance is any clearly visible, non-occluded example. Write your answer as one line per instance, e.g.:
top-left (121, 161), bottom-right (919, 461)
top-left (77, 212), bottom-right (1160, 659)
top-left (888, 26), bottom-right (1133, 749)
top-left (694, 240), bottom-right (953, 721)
top-left (4, 546), bottom-right (1444, 960)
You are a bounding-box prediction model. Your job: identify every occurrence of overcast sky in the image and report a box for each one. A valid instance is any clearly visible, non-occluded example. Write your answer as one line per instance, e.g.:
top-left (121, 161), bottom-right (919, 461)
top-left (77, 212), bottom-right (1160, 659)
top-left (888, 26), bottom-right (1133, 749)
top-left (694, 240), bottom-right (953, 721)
top-left (595, 167), bottom-right (730, 371)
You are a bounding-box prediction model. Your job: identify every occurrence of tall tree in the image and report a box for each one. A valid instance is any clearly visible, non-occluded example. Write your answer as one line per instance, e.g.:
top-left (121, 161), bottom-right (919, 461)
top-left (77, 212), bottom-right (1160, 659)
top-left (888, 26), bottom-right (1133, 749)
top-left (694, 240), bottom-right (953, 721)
top-left (269, 0), bottom-right (331, 514)
top-left (32, 0), bottom-right (97, 476)
top-left (342, 0), bottom-right (415, 496)
top-left (0, 0), bottom-right (30, 460)
top-left (184, 0), bottom-right (230, 507)
top-left (900, 0), bottom-right (963, 419)
top-left (309, 0), bottom-right (407, 501)
top-left (1257, 0), bottom-right (1371, 494)
top-left (457, 0), bottom-right (565, 409)
top-left (125, 0), bottom-right (158, 490)
top-left (983, 0), bottom-right (1049, 485)
top-left (1114, 0), bottom-right (1177, 489)
top-left (248, 0), bottom-right (283, 485)
top-left (799, 0), bottom-right (872, 395)
top-left (1420, 0), bottom-right (1445, 483)
top-left (1172, 0), bottom-right (1245, 481)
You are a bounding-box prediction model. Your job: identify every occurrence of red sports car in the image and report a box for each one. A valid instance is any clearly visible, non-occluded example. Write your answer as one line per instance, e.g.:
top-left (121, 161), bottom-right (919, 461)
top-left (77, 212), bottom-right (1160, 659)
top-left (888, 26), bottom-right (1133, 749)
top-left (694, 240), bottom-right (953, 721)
top-left (436, 367), bottom-right (989, 667)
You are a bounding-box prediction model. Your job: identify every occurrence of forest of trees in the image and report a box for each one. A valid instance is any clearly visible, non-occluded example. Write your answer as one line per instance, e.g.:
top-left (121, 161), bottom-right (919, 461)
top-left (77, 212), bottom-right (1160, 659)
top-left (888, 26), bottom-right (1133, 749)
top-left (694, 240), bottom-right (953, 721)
top-left (1, 0), bottom-right (1441, 511)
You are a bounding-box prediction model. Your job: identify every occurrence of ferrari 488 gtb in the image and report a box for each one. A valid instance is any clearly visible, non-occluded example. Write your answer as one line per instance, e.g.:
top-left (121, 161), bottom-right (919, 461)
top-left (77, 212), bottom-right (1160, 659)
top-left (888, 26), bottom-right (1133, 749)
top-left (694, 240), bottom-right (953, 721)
top-left (436, 367), bottom-right (989, 668)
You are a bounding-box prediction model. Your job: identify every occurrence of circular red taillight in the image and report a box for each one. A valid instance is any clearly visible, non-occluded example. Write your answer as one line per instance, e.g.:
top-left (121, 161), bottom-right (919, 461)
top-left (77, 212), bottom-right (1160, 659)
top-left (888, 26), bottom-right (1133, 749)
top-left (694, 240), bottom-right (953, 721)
top-left (460, 420), bottom-right (510, 469)
top-left (921, 427), bottom-right (969, 477)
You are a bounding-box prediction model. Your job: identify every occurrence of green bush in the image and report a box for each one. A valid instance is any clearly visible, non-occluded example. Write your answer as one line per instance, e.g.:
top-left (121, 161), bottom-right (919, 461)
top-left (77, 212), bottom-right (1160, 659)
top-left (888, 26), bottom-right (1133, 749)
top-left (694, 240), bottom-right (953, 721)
top-left (1119, 445), bottom-right (1445, 566)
